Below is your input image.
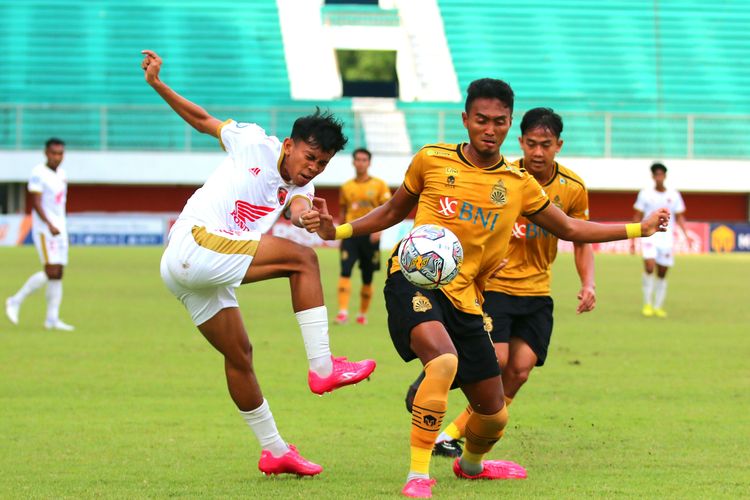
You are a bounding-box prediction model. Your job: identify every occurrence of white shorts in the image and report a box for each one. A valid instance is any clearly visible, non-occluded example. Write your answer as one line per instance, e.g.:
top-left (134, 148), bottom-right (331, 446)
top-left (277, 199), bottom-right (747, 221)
top-left (160, 224), bottom-right (262, 326)
top-left (641, 239), bottom-right (674, 267)
top-left (32, 228), bottom-right (69, 266)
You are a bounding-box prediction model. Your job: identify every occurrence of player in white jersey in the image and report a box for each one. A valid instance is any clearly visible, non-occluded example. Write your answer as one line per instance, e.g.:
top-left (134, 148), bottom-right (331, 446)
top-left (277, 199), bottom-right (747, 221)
top-left (632, 162), bottom-right (690, 318)
top-left (142, 50), bottom-right (376, 476)
top-left (6, 138), bottom-right (74, 331)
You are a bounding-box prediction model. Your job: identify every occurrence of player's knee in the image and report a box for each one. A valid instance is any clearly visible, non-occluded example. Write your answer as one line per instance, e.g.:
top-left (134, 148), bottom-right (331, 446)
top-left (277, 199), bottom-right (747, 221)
top-left (507, 365), bottom-right (531, 387)
top-left (296, 245), bottom-right (319, 271)
top-left (424, 352), bottom-right (458, 382)
top-left (227, 341), bottom-right (254, 373)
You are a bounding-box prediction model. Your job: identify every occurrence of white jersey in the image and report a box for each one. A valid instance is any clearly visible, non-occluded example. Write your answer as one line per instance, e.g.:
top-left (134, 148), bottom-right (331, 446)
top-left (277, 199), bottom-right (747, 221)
top-left (172, 120), bottom-right (314, 235)
top-left (634, 186), bottom-right (685, 246)
top-left (28, 163), bottom-right (68, 233)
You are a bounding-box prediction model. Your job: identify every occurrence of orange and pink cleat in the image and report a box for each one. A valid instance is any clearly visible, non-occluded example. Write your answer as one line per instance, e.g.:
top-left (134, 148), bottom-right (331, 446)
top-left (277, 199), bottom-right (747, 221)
top-left (258, 444), bottom-right (322, 477)
top-left (452, 458), bottom-right (527, 480)
top-left (401, 477), bottom-right (437, 498)
top-left (308, 356), bottom-right (376, 395)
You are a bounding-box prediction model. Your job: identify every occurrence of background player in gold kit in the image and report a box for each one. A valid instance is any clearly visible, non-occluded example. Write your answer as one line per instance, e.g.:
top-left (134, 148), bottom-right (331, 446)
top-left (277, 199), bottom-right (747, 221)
top-left (423, 108), bottom-right (597, 457)
top-left (335, 148), bottom-right (391, 325)
top-left (304, 79), bottom-right (669, 498)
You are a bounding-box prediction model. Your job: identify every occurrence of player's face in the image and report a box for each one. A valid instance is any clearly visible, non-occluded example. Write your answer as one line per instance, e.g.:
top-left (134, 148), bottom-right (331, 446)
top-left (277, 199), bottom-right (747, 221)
top-left (353, 152), bottom-right (370, 177)
top-left (652, 170), bottom-right (666, 189)
top-left (462, 98), bottom-right (512, 159)
top-left (519, 127), bottom-right (562, 177)
top-left (282, 138), bottom-right (334, 186)
top-left (45, 144), bottom-right (65, 169)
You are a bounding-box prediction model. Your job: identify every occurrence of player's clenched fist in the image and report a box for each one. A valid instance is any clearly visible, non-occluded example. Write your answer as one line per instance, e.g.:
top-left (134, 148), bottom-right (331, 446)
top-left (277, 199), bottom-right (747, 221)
top-left (641, 207), bottom-right (671, 236)
top-left (141, 50), bottom-right (162, 85)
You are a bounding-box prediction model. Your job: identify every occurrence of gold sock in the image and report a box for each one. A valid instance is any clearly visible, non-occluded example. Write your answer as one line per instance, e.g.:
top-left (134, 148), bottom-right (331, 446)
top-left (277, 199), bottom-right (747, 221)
top-left (359, 284), bottom-right (373, 315)
top-left (337, 277), bottom-right (351, 312)
top-left (444, 404), bottom-right (473, 440)
top-left (463, 405), bottom-right (509, 465)
top-left (409, 353), bottom-right (458, 474)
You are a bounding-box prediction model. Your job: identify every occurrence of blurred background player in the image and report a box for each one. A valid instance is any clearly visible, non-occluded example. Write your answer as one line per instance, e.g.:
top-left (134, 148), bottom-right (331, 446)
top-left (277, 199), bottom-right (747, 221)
top-left (308, 79), bottom-right (670, 498)
top-left (632, 162), bottom-right (689, 318)
top-left (142, 50), bottom-right (375, 476)
top-left (336, 147), bottom-right (391, 325)
top-left (422, 108), bottom-right (596, 457)
top-left (5, 138), bottom-right (74, 331)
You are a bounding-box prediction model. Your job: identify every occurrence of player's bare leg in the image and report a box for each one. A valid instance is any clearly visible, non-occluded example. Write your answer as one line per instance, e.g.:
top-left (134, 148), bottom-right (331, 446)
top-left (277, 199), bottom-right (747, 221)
top-left (243, 234), bottom-right (375, 394)
top-left (653, 264), bottom-right (670, 317)
top-left (642, 258), bottom-right (657, 316)
top-left (197, 307), bottom-right (322, 476)
top-left (502, 338), bottom-right (537, 398)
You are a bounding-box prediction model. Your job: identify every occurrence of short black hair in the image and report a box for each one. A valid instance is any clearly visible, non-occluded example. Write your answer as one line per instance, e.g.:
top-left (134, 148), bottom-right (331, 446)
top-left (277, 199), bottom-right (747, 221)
top-left (291, 108), bottom-right (348, 153)
top-left (650, 162), bottom-right (667, 174)
top-left (465, 78), bottom-right (514, 113)
top-left (45, 137), bottom-right (65, 149)
top-left (520, 108), bottom-right (563, 138)
top-left (352, 147), bottom-right (371, 160)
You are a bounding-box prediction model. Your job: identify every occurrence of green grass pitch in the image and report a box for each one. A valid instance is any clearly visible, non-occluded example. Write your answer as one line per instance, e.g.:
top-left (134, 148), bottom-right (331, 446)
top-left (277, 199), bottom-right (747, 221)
top-left (1, 247), bottom-right (749, 498)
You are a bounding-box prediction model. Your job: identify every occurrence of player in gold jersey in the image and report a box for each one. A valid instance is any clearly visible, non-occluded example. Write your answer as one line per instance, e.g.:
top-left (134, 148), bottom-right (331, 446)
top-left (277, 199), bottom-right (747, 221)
top-left (427, 108), bottom-right (597, 457)
top-left (336, 148), bottom-right (392, 325)
top-left (303, 80), bottom-right (669, 498)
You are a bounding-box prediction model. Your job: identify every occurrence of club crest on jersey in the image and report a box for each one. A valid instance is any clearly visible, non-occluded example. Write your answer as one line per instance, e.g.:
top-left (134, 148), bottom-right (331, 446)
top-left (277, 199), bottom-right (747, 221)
top-left (446, 175), bottom-right (456, 187)
top-left (490, 180), bottom-right (507, 206)
top-left (553, 195), bottom-right (563, 209)
top-left (231, 200), bottom-right (274, 230)
top-left (277, 187), bottom-right (288, 206)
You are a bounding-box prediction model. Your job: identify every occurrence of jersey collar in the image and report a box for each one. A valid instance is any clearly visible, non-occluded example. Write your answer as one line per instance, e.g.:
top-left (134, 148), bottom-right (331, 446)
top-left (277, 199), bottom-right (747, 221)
top-left (457, 143), bottom-right (506, 171)
top-left (518, 159), bottom-right (559, 186)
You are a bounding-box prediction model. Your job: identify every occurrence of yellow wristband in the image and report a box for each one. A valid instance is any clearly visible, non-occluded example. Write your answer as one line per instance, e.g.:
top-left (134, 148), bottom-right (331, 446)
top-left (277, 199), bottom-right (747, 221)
top-left (626, 223), bottom-right (642, 239)
top-left (335, 223), bottom-right (353, 240)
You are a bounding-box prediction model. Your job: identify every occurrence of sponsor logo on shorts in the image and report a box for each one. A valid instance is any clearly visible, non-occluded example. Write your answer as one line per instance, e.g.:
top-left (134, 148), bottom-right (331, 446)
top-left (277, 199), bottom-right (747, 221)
top-left (231, 200), bottom-right (274, 230)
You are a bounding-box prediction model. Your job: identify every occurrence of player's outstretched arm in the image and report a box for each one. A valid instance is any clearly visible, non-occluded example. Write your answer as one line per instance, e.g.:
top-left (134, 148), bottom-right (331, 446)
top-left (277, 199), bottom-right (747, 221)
top-left (315, 186), bottom-right (417, 241)
top-left (141, 50), bottom-right (222, 137)
top-left (528, 203), bottom-right (670, 243)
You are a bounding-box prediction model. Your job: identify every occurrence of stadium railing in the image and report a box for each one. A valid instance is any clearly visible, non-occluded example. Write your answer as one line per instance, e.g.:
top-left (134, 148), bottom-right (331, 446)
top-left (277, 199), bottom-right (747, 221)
top-left (1, 103), bottom-right (749, 159)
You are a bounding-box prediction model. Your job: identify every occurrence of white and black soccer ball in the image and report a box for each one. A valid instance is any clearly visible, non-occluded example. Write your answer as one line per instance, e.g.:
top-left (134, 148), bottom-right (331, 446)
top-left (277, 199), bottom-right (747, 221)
top-left (398, 224), bottom-right (463, 290)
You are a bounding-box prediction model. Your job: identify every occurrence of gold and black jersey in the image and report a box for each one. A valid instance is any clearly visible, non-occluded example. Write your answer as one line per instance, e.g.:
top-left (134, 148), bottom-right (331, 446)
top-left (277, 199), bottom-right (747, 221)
top-left (340, 176), bottom-right (391, 223)
top-left (389, 144), bottom-right (550, 315)
top-left (485, 160), bottom-right (589, 296)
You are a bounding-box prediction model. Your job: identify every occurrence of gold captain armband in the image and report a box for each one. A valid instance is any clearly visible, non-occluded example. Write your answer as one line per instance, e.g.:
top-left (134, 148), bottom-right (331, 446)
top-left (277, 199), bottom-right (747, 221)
top-left (626, 223), bottom-right (642, 239)
top-left (335, 223), bottom-right (353, 240)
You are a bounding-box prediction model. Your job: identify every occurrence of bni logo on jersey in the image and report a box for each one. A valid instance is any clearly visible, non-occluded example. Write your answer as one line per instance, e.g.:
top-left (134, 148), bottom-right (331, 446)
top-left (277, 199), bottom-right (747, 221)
top-left (437, 196), bottom-right (501, 231)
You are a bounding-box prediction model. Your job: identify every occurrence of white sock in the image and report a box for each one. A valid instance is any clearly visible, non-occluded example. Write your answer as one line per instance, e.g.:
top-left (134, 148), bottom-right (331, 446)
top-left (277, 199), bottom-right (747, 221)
top-left (239, 399), bottom-right (289, 458)
top-left (45, 279), bottom-right (63, 324)
top-left (642, 272), bottom-right (655, 306)
top-left (436, 431), bottom-right (451, 444)
top-left (654, 277), bottom-right (668, 309)
top-left (12, 271), bottom-right (47, 304)
top-left (406, 472), bottom-right (430, 482)
top-left (296, 306), bottom-right (333, 377)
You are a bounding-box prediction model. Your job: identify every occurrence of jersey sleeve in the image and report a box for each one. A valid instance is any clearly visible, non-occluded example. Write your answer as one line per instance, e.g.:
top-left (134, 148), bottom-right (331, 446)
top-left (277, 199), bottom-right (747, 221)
top-left (217, 119), bottom-right (267, 156)
top-left (568, 185), bottom-right (590, 221)
top-left (402, 151), bottom-right (426, 196)
top-left (28, 169), bottom-right (43, 193)
top-left (520, 175), bottom-right (550, 216)
top-left (674, 191), bottom-right (686, 214)
top-left (633, 190), bottom-right (647, 212)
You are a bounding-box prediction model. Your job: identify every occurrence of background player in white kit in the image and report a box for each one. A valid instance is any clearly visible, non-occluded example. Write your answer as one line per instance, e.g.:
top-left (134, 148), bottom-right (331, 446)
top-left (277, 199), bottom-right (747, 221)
top-left (632, 162), bottom-right (690, 318)
top-left (6, 138), bottom-right (74, 331)
top-left (142, 50), bottom-right (375, 476)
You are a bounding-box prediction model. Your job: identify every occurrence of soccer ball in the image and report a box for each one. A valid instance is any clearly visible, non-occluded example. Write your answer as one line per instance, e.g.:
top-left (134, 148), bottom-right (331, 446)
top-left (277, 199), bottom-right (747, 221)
top-left (398, 224), bottom-right (463, 290)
